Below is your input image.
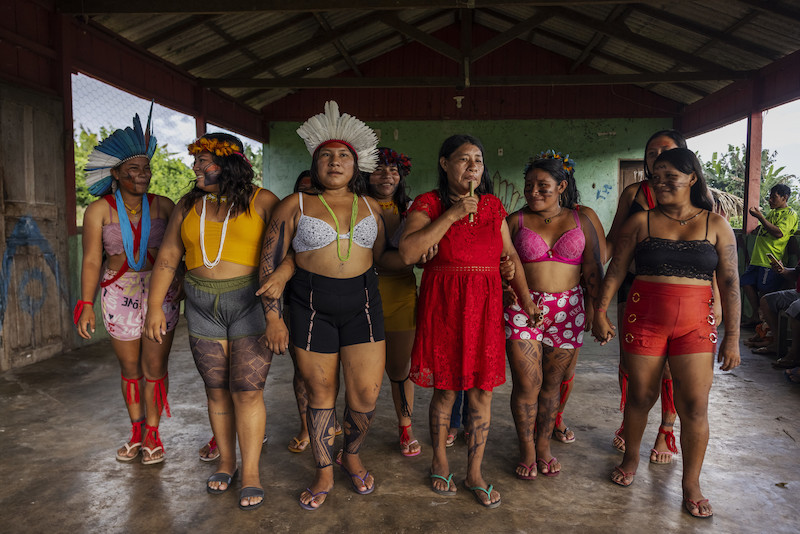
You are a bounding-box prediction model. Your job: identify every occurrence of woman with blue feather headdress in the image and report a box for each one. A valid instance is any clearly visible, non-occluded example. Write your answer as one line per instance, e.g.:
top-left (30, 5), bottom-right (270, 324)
top-left (75, 103), bottom-right (181, 465)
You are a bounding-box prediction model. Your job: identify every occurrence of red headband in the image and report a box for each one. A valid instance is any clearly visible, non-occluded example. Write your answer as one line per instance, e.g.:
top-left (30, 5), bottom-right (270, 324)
top-left (315, 139), bottom-right (358, 161)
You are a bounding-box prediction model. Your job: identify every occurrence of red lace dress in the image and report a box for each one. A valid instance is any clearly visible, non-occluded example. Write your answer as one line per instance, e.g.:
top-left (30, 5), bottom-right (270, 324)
top-left (408, 191), bottom-right (508, 391)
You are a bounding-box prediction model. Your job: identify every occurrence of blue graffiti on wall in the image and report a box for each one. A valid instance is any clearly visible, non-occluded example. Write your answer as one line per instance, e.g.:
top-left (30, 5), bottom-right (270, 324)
top-left (596, 184), bottom-right (613, 200)
top-left (0, 216), bottom-right (63, 333)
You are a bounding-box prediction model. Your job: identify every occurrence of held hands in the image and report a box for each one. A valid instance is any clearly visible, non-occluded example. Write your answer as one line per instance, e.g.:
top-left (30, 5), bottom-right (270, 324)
top-left (591, 310), bottom-right (616, 345)
top-left (256, 269), bottom-right (292, 300)
top-left (264, 319), bottom-right (289, 355)
top-left (144, 309), bottom-right (168, 345)
top-left (416, 244), bottom-right (439, 267)
top-left (76, 308), bottom-right (96, 339)
top-left (499, 255), bottom-right (515, 281)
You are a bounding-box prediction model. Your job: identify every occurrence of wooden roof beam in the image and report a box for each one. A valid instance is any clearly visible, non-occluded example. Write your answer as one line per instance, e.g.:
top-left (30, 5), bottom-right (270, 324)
top-left (633, 5), bottom-right (782, 61)
top-left (470, 9), bottom-right (554, 61)
top-left (569, 4), bottom-right (629, 73)
top-left (179, 13), bottom-right (311, 71)
top-left (201, 70), bottom-right (754, 89)
top-left (481, 8), bottom-right (708, 99)
top-left (139, 14), bottom-right (217, 49)
top-left (57, 1), bottom-right (694, 15)
top-left (377, 12), bottom-right (462, 63)
top-left (222, 12), bottom-right (378, 79)
top-left (557, 6), bottom-right (737, 74)
top-left (737, 0), bottom-right (800, 25)
top-left (238, 10), bottom-right (453, 104)
top-left (314, 13), bottom-right (362, 77)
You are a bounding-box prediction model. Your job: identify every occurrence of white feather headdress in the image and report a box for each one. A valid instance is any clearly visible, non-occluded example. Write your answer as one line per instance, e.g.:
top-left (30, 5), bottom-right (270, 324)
top-left (84, 102), bottom-right (157, 196)
top-left (296, 101), bottom-right (379, 173)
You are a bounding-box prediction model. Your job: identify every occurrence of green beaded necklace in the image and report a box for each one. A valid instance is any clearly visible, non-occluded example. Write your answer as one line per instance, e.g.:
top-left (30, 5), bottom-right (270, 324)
top-left (318, 193), bottom-right (359, 262)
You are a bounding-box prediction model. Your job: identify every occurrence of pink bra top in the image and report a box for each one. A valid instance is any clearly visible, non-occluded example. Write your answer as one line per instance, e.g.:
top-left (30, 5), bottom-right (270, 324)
top-left (101, 195), bottom-right (168, 256)
top-left (514, 209), bottom-right (584, 265)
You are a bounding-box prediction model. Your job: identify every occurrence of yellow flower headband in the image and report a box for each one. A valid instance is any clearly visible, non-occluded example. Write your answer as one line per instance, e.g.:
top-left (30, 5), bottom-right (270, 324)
top-left (188, 137), bottom-right (242, 157)
top-left (525, 149), bottom-right (575, 175)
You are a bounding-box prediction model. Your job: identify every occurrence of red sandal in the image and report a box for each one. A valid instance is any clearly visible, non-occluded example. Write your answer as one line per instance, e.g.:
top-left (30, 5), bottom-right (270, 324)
top-left (142, 424), bottom-right (165, 465)
top-left (399, 424), bottom-right (421, 457)
top-left (116, 418), bottom-right (145, 462)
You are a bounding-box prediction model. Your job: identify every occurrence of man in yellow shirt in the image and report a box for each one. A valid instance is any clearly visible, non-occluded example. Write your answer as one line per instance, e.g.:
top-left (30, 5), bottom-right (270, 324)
top-left (741, 184), bottom-right (798, 326)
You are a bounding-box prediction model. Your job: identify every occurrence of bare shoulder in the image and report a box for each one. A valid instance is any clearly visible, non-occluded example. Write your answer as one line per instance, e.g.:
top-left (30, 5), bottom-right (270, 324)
top-left (708, 211), bottom-right (735, 239)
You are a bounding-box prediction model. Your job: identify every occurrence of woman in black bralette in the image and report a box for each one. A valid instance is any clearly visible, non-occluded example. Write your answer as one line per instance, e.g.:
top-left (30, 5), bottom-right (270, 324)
top-left (592, 147), bottom-right (741, 519)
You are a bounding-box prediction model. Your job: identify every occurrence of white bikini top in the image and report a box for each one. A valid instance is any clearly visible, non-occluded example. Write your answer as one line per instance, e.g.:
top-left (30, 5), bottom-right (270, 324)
top-left (292, 192), bottom-right (379, 253)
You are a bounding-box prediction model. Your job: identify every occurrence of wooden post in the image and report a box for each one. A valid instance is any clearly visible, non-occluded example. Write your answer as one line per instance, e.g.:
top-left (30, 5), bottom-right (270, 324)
top-left (743, 111), bottom-right (763, 234)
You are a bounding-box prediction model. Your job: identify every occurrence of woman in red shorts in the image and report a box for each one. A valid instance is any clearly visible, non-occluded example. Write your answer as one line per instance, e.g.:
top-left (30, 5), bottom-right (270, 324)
top-left (593, 147), bottom-right (740, 519)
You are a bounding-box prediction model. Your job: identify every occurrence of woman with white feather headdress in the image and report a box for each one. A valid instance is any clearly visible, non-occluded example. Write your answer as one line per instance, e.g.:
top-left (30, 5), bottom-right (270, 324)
top-left (259, 101), bottom-right (413, 510)
top-left (75, 105), bottom-right (180, 466)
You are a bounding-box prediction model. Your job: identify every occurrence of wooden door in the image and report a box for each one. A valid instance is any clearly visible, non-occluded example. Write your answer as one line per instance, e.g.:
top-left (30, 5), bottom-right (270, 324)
top-left (0, 83), bottom-right (70, 371)
top-left (619, 160), bottom-right (645, 193)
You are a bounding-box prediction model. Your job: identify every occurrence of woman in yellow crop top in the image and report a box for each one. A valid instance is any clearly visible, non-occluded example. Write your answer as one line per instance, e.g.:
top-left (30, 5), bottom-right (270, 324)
top-left (145, 132), bottom-right (279, 512)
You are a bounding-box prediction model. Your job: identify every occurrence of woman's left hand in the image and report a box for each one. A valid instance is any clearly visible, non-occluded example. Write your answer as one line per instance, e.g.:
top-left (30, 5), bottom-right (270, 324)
top-left (717, 336), bottom-right (741, 371)
top-left (256, 272), bottom-right (289, 300)
top-left (264, 318), bottom-right (289, 355)
top-left (522, 299), bottom-right (544, 328)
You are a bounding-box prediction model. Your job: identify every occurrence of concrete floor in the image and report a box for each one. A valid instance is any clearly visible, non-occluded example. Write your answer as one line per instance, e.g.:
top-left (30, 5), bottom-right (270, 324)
top-left (1, 308), bottom-right (798, 534)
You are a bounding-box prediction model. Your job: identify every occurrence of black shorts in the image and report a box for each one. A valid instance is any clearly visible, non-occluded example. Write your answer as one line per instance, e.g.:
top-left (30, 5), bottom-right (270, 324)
top-left (288, 266), bottom-right (385, 354)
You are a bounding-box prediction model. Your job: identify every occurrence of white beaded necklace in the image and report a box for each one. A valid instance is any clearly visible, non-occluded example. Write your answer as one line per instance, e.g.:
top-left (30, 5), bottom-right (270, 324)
top-left (200, 194), bottom-right (234, 269)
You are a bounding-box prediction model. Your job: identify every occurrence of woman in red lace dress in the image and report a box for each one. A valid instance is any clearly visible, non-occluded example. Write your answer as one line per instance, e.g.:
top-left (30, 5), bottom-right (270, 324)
top-left (400, 134), bottom-right (540, 509)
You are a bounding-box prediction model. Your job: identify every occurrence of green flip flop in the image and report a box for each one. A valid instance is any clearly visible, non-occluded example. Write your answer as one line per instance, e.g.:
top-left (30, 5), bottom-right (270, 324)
top-left (430, 473), bottom-right (457, 496)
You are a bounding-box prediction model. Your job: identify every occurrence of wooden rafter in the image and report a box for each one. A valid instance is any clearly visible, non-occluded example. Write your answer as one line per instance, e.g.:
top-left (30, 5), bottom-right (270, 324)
top-left (57, 1), bottom-right (694, 15)
top-left (139, 14), bottom-right (217, 49)
top-left (470, 10), bottom-right (554, 61)
top-left (633, 4), bottom-right (782, 61)
top-left (378, 12), bottom-right (462, 63)
top-left (556, 7), bottom-right (736, 74)
top-left (179, 13), bottom-right (311, 71)
top-left (569, 4), bottom-right (629, 73)
top-left (313, 12), bottom-right (362, 77)
top-left (200, 70), bottom-right (753, 89)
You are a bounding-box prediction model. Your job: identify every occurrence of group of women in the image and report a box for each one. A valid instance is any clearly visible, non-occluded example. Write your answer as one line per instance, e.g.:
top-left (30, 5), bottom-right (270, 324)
top-left (76, 101), bottom-right (740, 518)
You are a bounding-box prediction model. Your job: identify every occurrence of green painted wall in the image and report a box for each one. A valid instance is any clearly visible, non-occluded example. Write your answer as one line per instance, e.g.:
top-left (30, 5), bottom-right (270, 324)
top-left (264, 117), bottom-right (672, 228)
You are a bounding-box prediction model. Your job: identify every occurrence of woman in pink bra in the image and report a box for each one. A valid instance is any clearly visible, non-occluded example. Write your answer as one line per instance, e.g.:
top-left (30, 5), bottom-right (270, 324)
top-left (75, 109), bottom-right (179, 465)
top-left (504, 151), bottom-right (603, 479)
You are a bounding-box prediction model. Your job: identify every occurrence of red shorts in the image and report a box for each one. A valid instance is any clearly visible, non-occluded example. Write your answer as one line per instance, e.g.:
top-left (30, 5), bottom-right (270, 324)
top-left (621, 279), bottom-right (717, 357)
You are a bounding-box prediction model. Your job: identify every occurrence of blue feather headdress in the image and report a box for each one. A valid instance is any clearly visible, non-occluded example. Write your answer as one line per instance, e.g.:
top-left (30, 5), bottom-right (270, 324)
top-left (84, 102), bottom-right (157, 196)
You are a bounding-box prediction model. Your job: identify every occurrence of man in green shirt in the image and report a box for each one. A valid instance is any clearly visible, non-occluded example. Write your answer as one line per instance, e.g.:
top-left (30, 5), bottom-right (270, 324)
top-left (741, 184), bottom-right (798, 326)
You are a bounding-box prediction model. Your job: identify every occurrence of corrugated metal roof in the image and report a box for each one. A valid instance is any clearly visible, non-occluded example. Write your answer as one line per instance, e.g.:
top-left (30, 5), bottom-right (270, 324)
top-left (77, 1), bottom-right (800, 112)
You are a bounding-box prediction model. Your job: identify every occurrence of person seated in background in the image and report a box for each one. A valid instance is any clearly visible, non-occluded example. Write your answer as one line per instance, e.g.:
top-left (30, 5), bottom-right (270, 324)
top-left (741, 184), bottom-right (797, 327)
top-left (756, 254), bottom-right (800, 369)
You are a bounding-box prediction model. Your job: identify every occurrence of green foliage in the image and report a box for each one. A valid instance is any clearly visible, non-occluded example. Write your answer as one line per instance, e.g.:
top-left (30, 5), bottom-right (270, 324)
top-left (699, 144), bottom-right (799, 213)
top-left (74, 125), bottom-right (195, 209)
top-left (244, 144), bottom-right (263, 183)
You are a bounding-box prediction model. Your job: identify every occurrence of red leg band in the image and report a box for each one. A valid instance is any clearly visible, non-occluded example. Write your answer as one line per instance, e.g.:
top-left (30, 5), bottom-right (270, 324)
top-left (661, 378), bottom-right (676, 415)
top-left (147, 374), bottom-right (171, 418)
top-left (559, 374), bottom-right (574, 406)
top-left (122, 374), bottom-right (142, 405)
top-left (659, 427), bottom-right (678, 454)
top-left (144, 424), bottom-right (164, 450)
top-left (619, 367), bottom-right (628, 412)
top-left (555, 411), bottom-right (564, 429)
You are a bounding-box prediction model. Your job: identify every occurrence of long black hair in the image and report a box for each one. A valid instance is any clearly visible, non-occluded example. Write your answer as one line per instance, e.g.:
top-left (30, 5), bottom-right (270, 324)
top-left (437, 134), bottom-right (493, 210)
top-left (653, 147), bottom-right (713, 211)
top-left (524, 157), bottom-right (580, 209)
top-left (181, 132), bottom-right (256, 216)
top-left (644, 129), bottom-right (687, 180)
top-left (308, 143), bottom-right (367, 195)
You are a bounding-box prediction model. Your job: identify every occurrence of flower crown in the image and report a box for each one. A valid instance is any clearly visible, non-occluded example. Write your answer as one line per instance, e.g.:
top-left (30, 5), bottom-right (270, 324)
top-left (188, 137), bottom-right (242, 157)
top-left (524, 149), bottom-right (576, 176)
top-left (377, 147), bottom-right (412, 176)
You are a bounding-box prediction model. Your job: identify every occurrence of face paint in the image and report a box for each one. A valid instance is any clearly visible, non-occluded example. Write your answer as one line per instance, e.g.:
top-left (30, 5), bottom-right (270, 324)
top-left (200, 162), bottom-right (222, 186)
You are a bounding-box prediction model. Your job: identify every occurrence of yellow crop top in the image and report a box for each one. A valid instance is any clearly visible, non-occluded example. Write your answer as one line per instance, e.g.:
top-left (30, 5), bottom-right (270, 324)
top-left (181, 188), bottom-right (266, 270)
